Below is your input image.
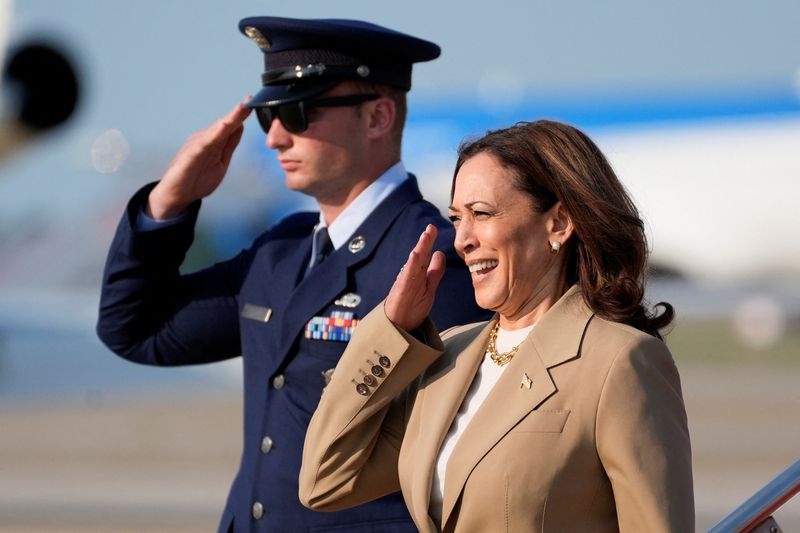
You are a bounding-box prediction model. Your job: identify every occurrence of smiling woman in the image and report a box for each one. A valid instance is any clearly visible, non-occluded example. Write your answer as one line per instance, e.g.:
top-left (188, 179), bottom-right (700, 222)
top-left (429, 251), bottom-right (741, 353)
top-left (448, 151), bottom-right (570, 328)
top-left (300, 120), bottom-right (694, 532)
top-left (452, 120), bottom-right (674, 337)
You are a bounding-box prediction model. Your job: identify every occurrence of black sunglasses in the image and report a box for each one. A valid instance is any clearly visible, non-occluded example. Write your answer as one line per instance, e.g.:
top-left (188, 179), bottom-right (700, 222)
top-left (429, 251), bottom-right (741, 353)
top-left (254, 93), bottom-right (380, 134)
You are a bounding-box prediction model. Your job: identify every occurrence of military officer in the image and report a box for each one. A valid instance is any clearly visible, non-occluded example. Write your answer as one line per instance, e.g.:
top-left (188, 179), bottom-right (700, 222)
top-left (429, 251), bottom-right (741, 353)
top-left (96, 16), bottom-right (490, 533)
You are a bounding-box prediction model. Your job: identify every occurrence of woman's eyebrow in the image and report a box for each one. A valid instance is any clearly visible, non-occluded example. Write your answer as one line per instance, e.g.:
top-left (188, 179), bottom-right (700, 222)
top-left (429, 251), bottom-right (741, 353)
top-left (449, 200), bottom-right (494, 211)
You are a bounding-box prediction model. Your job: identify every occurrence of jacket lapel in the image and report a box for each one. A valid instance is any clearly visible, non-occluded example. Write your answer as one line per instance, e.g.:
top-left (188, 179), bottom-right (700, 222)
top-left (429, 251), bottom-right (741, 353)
top-left (407, 319), bottom-right (495, 524)
top-left (438, 286), bottom-right (593, 528)
top-left (274, 176), bottom-right (425, 365)
top-left (267, 222), bottom-right (316, 304)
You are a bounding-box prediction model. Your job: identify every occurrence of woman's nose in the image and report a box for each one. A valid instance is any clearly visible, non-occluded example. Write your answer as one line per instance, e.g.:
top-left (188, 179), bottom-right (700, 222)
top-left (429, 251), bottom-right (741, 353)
top-left (454, 219), bottom-right (476, 256)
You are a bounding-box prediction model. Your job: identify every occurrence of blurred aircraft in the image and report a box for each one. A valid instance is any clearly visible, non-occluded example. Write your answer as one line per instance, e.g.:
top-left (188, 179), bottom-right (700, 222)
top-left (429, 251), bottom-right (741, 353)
top-left (0, 0), bottom-right (798, 402)
top-left (0, 0), bottom-right (80, 161)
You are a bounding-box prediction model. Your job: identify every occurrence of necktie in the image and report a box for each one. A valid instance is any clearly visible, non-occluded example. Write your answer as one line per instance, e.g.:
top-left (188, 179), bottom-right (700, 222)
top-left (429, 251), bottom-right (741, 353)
top-left (310, 226), bottom-right (334, 269)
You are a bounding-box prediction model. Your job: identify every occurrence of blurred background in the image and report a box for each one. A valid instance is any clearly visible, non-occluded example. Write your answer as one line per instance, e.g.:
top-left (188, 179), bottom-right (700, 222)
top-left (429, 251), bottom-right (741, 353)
top-left (0, 0), bottom-right (798, 531)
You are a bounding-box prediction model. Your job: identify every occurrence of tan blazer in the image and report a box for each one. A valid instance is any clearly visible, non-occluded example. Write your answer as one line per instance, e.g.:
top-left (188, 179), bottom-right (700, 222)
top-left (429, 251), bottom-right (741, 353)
top-left (300, 286), bottom-right (694, 532)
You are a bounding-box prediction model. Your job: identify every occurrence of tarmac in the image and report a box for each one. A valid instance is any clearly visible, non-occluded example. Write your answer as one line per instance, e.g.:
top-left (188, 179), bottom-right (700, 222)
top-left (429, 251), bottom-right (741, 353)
top-left (1, 363), bottom-right (798, 532)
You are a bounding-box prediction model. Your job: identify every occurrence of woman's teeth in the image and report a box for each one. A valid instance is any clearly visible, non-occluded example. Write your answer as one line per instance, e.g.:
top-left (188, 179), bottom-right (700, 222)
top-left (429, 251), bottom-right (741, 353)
top-left (468, 260), bottom-right (498, 273)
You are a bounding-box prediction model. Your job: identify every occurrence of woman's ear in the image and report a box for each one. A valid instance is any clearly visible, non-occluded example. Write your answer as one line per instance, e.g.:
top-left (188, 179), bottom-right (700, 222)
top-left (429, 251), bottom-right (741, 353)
top-left (364, 97), bottom-right (396, 140)
top-left (548, 201), bottom-right (575, 245)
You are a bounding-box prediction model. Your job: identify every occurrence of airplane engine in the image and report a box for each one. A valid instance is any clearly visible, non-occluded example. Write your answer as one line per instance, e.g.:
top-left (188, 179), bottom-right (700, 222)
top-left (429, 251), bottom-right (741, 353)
top-left (1, 39), bottom-right (81, 160)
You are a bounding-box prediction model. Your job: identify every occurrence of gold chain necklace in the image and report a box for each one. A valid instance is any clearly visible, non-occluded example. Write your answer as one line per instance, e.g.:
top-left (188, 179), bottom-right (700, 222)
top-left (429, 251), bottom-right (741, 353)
top-left (487, 323), bottom-right (520, 367)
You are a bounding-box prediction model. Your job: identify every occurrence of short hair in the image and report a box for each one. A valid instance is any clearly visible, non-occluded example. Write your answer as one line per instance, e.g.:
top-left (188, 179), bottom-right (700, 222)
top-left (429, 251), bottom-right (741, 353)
top-left (349, 80), bottom-right (407, 148)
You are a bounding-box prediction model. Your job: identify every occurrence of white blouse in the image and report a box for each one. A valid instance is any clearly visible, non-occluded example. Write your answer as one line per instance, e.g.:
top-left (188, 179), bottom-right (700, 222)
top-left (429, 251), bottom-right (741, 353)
top-left (428, 323), bottom-right (535, 525)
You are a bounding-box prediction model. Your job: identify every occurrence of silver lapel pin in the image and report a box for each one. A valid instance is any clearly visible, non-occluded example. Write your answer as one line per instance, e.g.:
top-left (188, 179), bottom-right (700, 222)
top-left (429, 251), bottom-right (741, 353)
top-left (334, 292), bottom-right (362, 308)
top-left (348, 235), bottom-right (366, 253)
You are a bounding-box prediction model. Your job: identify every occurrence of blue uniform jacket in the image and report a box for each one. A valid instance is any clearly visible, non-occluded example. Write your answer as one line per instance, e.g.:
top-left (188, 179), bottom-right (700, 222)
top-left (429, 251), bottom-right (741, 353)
top-left (97, 176), bottom-right (491, 532)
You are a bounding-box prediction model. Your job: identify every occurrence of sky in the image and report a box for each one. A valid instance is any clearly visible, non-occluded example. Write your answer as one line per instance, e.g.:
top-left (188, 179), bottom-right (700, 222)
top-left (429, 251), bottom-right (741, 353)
top-left (10, 0), bottom-right (800, 106)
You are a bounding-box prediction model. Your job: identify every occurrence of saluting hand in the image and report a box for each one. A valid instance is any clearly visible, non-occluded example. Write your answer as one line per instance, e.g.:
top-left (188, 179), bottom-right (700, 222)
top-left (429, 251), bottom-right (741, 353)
top-left (384, 224), bottom-right (446, 332)
top-left (147, 99), bottom-right (253, 220)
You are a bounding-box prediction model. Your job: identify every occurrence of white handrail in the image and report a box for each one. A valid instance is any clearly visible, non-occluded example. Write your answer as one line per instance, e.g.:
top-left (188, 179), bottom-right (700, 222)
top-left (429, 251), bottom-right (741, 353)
top-left (708, 458), bottom-right (800, 533)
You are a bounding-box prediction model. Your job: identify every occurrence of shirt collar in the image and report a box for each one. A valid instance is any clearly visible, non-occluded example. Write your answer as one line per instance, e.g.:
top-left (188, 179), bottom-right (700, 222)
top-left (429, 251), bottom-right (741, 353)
top-left (317, 161), bottom-right (409, 249)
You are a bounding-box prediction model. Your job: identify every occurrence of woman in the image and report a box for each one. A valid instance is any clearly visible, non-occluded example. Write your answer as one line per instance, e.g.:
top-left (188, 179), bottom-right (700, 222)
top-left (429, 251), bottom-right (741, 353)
top-left (299, 120), bottom-right (693, 532)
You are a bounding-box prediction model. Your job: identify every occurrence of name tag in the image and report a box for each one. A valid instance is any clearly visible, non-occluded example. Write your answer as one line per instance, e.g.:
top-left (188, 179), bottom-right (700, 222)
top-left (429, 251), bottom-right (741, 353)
top-left (241, 304), bottom-right (273, 323)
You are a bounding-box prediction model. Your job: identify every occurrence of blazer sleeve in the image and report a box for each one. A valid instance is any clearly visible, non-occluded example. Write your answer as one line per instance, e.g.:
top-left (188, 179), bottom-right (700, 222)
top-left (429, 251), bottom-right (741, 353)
top-left (299, 303), bottom-right (444, 511)
top-left (596, 335), bottom-right (695, 532)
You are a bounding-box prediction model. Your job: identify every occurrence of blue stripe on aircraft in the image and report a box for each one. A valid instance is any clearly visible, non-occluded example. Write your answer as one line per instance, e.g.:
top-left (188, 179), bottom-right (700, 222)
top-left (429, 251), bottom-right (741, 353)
top-left (410, 86), bottom-right (800, 131)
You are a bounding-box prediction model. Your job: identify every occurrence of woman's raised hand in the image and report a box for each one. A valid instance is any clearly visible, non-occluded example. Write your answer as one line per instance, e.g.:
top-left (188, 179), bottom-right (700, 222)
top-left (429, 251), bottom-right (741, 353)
top-left (384, 224), bottom-right (446, 332)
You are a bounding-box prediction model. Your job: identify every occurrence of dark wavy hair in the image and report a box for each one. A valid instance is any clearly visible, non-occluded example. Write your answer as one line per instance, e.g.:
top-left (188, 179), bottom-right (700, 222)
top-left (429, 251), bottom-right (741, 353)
top-left (453, 120), bottom-right (673, 339)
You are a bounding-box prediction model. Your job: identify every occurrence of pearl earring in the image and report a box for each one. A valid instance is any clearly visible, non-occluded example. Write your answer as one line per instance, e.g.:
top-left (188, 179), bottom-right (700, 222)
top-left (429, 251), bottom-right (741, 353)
top-left (550, 241), bottom-right (561, 254)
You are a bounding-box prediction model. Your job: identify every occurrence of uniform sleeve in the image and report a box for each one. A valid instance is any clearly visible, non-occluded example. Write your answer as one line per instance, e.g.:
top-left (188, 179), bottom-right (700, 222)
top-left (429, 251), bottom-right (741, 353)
top-left (299, 303), bottom-right (444, 511)
top-left (596, 335), bottom-right (695, 532)
top-left (96, 183), bottom-right (245, 366)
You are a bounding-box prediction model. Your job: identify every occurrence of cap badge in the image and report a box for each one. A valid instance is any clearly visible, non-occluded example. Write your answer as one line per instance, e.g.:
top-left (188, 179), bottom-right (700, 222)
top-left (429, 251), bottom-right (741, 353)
top-left (244, 26), bottom-right (271, 49)
top-left (356, 65), bottom-right (370, 78)
top-left (348, 236), bottom-right (366, 254)
top-left (295, 64), bottom-right (326, 78)
top-left (334, 292), bottom-right (362, 308)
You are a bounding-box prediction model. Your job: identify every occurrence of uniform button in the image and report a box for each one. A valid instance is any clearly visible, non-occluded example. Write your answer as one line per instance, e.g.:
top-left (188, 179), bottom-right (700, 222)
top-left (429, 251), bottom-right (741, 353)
top-left (371, 365), bottom-right (384, 377)
top-left (379, 355), bottom-right (391, 368)
top-left (261, 436), bottom-right (273, 454)
top-left (252, 501), bottom-right (264, 519)
top-left (272, 374), bottom-right (285, 390)
top-left (356, 383), bottom-right (370, 396)
top-left (363, 375), bottom-right (376, 387)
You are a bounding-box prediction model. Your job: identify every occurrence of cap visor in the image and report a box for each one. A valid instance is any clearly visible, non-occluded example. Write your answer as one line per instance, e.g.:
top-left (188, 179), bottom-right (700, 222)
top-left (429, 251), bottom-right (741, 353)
top-left (245, 81), bottom-right (338, 108)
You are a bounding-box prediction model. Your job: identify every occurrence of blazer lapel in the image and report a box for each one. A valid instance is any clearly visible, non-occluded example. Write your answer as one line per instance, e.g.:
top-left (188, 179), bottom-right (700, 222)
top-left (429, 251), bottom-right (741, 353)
top-left (439, 286), bottom-right (593, 528)
top-left (408, 319), bottom-right (495, 527)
